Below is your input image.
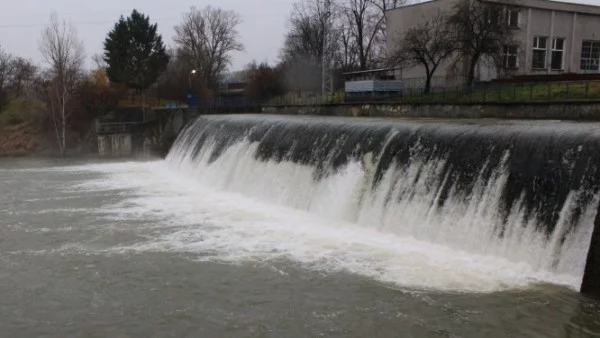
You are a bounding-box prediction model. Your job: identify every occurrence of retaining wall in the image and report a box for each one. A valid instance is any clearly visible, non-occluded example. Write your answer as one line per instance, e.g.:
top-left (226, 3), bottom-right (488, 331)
top-left (262, 102), bottom-right (600, 120)
top-left (98, 133), bottom-right (133, 157)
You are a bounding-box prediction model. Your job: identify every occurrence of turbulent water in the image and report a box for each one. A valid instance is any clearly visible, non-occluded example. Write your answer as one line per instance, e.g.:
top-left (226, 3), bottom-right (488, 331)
top-left (168, 115), bottom-right (600, 290)
top-left (2, 116), bottom-right (600, 336)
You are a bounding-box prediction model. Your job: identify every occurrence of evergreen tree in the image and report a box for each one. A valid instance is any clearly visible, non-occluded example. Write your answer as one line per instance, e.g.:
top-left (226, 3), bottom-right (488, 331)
top-left (103, 10), bottom-right (169, 93)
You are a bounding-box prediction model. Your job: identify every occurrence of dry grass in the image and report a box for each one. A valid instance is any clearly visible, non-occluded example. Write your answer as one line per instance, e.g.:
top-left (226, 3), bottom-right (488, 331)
top-left (0, 122), bottom-right (43, 156)
top-left (0, 98), bottom-right (47, 156)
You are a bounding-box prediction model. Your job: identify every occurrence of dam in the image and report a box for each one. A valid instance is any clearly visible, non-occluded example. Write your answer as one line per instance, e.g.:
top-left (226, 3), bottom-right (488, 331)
top-left (4, 115), bottom-right (600, 336)
top-left (167, 115), bottom-right (600, 294)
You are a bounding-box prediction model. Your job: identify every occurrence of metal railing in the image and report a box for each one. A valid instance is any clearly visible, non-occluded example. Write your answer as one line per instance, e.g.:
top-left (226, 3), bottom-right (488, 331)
top-left (184, 80), bottom-right (600, 111)
top-left (95, 121), bottom-right (142, 134)
top-left (263, 80), bottom-right (600, 106)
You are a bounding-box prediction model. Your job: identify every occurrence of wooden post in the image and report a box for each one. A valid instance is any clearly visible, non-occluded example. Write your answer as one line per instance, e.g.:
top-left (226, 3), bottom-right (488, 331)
top-left (586, 82), bottom-right (590, 99)
top-left (483, 85), bottom-right (487, 103)
top-left (530, 84), bottom-right (533, 101)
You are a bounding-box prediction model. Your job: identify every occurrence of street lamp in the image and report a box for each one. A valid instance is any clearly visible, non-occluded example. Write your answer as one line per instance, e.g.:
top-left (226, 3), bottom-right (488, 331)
top-left (189, 69), bottom-right (197, 95)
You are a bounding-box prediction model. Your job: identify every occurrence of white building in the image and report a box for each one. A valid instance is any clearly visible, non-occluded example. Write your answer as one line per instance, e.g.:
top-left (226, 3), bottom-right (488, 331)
top-left (386, 0), bottom-right (600, 85)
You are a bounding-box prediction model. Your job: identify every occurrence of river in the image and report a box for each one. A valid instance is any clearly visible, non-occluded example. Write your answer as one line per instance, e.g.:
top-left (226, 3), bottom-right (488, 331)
top-left (0, 157), bottom-right (599, 337)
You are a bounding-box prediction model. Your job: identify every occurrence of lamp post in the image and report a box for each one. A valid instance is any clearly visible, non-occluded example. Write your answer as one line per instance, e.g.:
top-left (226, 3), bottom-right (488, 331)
top-left (189, 69), bottom-right (197, 95)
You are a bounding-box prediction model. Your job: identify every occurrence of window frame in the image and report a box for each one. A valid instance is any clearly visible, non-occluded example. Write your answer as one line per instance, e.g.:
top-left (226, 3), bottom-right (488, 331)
top-left (551, 37), bottom-right (565, 71)
top-left (532, 36), bottom-right (548, 70)
top-left (486, 6), bottom-right (502, 26)
top-left (581, 40), bottom-right (600, 72)
top-left (507, 9), bottom-right (520, 28)
top-left (502, 45), bottom-right (519, 69)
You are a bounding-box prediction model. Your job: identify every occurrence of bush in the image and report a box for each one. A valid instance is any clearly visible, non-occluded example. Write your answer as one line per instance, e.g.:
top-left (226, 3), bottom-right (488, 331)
top-left (0, 97), bottom-right (45, 126)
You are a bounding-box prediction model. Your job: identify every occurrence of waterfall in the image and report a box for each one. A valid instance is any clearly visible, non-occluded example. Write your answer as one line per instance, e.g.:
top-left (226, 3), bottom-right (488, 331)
top-left (166, 115), bottom-right (600, 288)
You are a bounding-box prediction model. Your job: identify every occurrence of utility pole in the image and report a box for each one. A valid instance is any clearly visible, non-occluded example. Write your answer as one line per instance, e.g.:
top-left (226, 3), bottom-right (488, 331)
top-left (321, 0), bottom-right (334, 97)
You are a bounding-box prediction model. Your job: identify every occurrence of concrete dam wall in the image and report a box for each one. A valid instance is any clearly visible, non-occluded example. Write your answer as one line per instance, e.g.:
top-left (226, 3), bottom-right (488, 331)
top-left (262, 102), bottom-right (600, 120)
top-left (166, 115), bottom-right (600, 296)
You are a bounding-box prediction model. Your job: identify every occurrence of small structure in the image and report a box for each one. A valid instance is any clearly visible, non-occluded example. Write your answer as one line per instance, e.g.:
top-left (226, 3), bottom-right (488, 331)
top-left (218, 71), bottom-right (248, 102)
top-left (95, 107), bottom-right (176, 157)
top-left (343, 68), bottom-right (403, 100)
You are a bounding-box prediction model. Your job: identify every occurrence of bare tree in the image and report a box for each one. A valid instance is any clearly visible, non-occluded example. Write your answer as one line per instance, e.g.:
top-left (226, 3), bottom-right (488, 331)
top-left (281, 1), bottom-right (330, 63)
top-left (92, 53), bottom-right (107, 70)
top-left (39, 13), bottom-right (84, 155)
top-left (338, 0), bottom-right (402, 70)
top-left (174, 6), bottom-right (243, 91)
top-left (368, 0), bottom-right (403, 62)
top-left (340, 0), bottom-right (378, 70)
top-left (336, 25), bottom-right (359, 71)
top-left (0, 46), bottom-right (13, 110)
top-left (448, 0), bottom-right (515, 87)
top-left (9, 57), bottom-right (38, 98)
top-left (368, 0), bottom-right (401, 40)
top-left (244, 61), bottom-right (285, 101)
top-left (389, 11), bottom-right (455, 94)
top-left (280, 0), bottom-right (340, 92)
top-left (0, 47), bottom-right (12, 89)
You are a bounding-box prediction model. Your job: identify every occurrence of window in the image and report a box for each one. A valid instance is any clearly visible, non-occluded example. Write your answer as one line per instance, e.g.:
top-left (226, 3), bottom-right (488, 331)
top-left (581, 40), bottom-right (600, 71)
top-left (486, 6), bottom-right (502, 26)
top-left (503, 45), bottom-right (518, 68)
top-left (551, 38), bottom-right (565, 70)
top-left (532, 36), bottom-right (547, 69)
top-left (507, 9), bottom-right (520, 28)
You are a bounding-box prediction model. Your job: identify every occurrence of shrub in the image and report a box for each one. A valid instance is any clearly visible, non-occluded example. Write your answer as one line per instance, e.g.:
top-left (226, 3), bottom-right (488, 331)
top-left (0, 97), bottom-right (46, 126)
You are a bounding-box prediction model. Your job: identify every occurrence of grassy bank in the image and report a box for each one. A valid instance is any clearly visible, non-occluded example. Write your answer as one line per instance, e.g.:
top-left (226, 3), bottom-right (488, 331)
top-left (403, 81), bottom-right (600, 104)
top-left (0, 98), bottom-right (96, 157)
top-left (265, 81), bottom-right (600, 106)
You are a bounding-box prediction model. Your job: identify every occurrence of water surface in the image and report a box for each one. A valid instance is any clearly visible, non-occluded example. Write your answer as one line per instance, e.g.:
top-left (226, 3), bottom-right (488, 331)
top-left (1, 158), bottom-right (599, 337)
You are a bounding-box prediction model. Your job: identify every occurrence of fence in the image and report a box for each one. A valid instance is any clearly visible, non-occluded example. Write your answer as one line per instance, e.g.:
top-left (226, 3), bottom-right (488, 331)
top-left (264, 80), bottom-right (600, 106)
top-left (184, 80), bottom-right (600, 111)
top-left (95, 121), bottom-right (143, 134)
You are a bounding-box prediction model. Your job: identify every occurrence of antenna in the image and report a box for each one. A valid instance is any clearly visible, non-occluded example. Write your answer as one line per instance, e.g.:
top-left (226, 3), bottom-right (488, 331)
top-left (322, 0), bottom-right (334, 96)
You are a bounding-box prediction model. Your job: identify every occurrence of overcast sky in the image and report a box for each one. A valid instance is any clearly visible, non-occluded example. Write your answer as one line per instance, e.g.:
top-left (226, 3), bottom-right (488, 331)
top-left (0, 0), bottom-right (294, 71)
top-left (0, 0), bottom-right (598, 72)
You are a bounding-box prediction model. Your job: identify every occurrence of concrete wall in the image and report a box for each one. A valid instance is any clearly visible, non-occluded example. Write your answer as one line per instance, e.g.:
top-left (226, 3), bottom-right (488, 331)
top-left (386, 0), bottom-right (462, 84)
top-left (262, 102), bottom-right (600, 120)
top-left (575, 13), bottom-right (600, 72)
top-left (98, 133), bottom-right (133, 157)
top-left (484, 0), bottom-right (600, 75)
top-left (386, 0), bottom-right (600, 83)
top-left (518, 8), bottom-right (600, 75)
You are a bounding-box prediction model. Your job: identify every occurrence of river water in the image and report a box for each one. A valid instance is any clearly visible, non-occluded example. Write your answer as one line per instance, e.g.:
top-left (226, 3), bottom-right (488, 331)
top-left (1, 158), bottom-right (600, 337)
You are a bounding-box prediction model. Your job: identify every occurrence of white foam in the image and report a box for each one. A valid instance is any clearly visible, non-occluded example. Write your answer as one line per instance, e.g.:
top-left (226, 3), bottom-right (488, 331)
top-left (168, 134), bottom-right (598, 286)
top-left (64, 160), bottom-right (586, 292)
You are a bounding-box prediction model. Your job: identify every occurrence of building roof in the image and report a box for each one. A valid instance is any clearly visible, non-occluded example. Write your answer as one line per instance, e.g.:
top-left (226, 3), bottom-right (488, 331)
top-left (386, 0), bottom-right (445, 12)
top-left (387, 0), bottom-right (600, 15)
top-left (342, 68), bottom-right (401, 76)
top-left (219, 70), bottom-right (248, 84)
top-left (485, 0), bottom-right (600, 15)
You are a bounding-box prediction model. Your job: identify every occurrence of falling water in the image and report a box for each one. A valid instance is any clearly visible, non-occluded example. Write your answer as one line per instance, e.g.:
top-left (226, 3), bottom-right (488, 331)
top-left (166, 115), bottom-right (600, 289)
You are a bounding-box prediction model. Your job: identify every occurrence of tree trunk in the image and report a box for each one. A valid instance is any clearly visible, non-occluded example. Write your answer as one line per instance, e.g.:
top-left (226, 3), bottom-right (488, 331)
top-left (142, 89), bottom-right (146, 122)
top-left (52, 108), bottom-right (61, 155)
top-left (61, 113), bottom-right (66, 156)
top-left (424, 75), bottom-right (432, 94)
top-left (467, 55), bottom-right (479, 88)
top-left (61, 87), bottom-right (67, 156)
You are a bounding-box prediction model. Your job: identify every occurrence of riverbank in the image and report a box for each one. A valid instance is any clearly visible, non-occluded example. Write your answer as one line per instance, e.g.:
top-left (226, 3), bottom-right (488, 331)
top-left (0, 121), bottom-right (98, 157)
top-left (7, 101), bottom-right (600, 157)
top-left (0, 122), bottom-right (45, 156)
